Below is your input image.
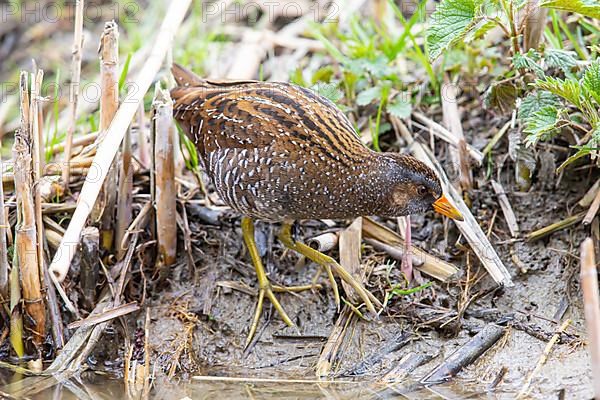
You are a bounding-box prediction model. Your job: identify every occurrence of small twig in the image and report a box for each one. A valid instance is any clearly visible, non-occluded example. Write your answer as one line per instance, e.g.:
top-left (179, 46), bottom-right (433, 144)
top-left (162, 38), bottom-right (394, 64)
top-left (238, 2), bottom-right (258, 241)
top-left (491, 180), bottom-right (520, 237)
top-left (0, 151), bottom-right (8, 299)
top-left (362, 217), bottom-right (458, 282)
top-left (584, 188), bottom-right (600, 225)
top-left (516, 319), bottom-right (572, 399)
top-left (482, 120), bottom-right (511, 156)
top-left (143, 307), bottom-right (151, 397)
top-left (67, 302), bottom-right (139, 329)
top-left (412, 111), bottom-right (483, 164)
top-left (527, 212), bottom-right (586, 242)
top-left (422, 324), bottom-right (506, 384)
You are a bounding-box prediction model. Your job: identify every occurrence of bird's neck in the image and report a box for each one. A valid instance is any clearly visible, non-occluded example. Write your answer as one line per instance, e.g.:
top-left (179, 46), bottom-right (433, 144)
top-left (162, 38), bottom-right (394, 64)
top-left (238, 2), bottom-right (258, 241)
top-left (345, 152), bottom-right (397, 217)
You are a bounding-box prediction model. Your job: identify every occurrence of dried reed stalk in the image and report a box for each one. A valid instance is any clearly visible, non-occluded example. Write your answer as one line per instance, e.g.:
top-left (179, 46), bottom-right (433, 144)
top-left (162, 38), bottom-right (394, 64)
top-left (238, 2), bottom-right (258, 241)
top-left (50, 132), bottom-right (98, 156)
top-left (15, 71), bottom-right (45, 349)
top-left (9, 263), bottom-right (24, 357)
top-left (30, 68), bottom-right (46, 298)
top-left (338, 217), bottom-right (365, 310)
top-left (491, 180), bottom-right (520, 237)
top-left (136, 102), bottom-right (150, 168)
top-left (412, 111), bottom-right (484, 164)
top-left (526, 212), bottom-right (586, 241)
top-left (115, 122), bottom-right (133, 260)
top-left (584, 189), bottom-right (600, 225)
top-left (307, 232), bottom-right (339, 252)
top-left (153, 85), bottom-right (177, 272)
top-left (0, 157), bottom-right (8, 299)
top-left (0, 200), bottom-right (7, 300)
top-left (92, 21), bottom-right (120, 253)
top-left (80, 227), bottom-right (100, 310)
top-left (61, 0), bottom-right (84, 189)
top-left (521, 0), bottom-right (548, 51)
top-left (441, 75), bottom-right (472, 191)
top-left (579, 179), bottom-right (600, 208)
top-left (316, 307), bottom-right (353, 378)
top-left (580, 238), bottom-right (600, 399)
top-left (362, 217), bottom-right (458, 281)
top-left (49, 0), bottom-right (193, 282)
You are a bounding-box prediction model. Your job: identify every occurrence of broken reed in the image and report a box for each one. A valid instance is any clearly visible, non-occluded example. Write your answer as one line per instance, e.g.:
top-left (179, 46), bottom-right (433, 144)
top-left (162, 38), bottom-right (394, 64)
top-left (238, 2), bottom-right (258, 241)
top-left (152, 84), bottom-right (177, 275)
top-left (115, 118), bottom-right (133, 260)
top-left (48, 0), bottom-right (192, 282)
top-left (14, 71), bottom-right (45, 352)
top-left (92, 21), bottom-right (120, 253)
top-left (62, 0), bottom-right (84, 188)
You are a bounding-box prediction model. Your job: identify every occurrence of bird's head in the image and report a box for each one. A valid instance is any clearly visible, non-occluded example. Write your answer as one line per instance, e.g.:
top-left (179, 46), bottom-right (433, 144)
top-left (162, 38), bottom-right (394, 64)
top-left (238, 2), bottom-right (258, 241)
top-left (380, 153), bottom-right (463, 221)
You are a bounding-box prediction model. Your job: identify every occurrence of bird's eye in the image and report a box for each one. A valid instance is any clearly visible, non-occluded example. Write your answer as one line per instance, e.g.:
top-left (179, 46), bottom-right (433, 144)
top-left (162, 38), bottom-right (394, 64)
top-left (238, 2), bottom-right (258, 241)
top-left (418, 185), bottom-right (428, 196)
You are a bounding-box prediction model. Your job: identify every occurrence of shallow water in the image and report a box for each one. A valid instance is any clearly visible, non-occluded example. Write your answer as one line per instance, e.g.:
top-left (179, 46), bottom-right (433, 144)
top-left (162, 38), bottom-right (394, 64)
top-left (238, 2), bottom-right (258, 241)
top-left (1, 371), bottom-right (501, 399)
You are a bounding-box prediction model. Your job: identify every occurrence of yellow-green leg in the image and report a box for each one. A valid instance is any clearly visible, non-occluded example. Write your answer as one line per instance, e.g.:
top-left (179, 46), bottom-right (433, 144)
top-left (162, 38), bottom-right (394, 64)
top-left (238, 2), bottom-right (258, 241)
top-left (241, 217), bottom-right (294, 347)
top-left (277, 223), bottom-right (382, 314)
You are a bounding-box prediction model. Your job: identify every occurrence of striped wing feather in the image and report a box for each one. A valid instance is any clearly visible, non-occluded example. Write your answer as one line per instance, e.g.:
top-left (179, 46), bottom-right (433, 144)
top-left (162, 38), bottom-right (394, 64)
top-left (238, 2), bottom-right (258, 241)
top-left (170, 65), bottom-right (376, 220)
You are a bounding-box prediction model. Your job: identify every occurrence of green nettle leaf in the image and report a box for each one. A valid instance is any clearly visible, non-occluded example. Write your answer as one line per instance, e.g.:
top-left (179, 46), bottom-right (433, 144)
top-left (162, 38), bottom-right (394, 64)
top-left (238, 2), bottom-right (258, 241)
top-left (311, 82), bottom-right (343, 104)
top-left (356, 86), bottom-right (382, 106)
top-left (535, 76), bottom-right (582, 108)
top-left (583, 60), bottom-right (600, 104)
top-left (346, 57), bottom-right (393, 79)
top-left (513, 50), bottom-right (545, 77)
top-left (427, 0), bottom-right (484, 61)
top-left (524, 106), bottom-right (560, 146)
top-left (484, 81), bottom-right (519, 115)
top-left (541, 0), bottom-right (600, 19)
top-left (518, 92), bottom-right (561, 120)
top-left (387, 96), bottom-right (412, 118)
top-left (464, 19), bottom-right (497, 42)
top-left (545, 49), bottom-right (578, 72)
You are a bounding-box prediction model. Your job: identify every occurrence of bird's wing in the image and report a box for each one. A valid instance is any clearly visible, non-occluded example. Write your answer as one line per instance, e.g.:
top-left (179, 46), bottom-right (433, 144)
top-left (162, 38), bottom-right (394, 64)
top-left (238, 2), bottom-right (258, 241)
top-left (170, 72), bottom-right (372, 168)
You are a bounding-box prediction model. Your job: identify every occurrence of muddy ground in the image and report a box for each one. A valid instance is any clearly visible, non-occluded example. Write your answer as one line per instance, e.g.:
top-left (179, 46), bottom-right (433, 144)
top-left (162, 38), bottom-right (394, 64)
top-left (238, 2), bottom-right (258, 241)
top-left (142, 123), bottom-right (596, 399)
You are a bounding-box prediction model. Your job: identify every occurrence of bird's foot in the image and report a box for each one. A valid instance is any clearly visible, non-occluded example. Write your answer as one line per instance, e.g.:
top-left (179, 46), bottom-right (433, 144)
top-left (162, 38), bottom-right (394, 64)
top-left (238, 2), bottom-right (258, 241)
top-left (278, 223), bottom-right (382, 314)
top-left (242, 217), bottom-right (298, 348)
top-left (246, 280), bottom-right (294, 348)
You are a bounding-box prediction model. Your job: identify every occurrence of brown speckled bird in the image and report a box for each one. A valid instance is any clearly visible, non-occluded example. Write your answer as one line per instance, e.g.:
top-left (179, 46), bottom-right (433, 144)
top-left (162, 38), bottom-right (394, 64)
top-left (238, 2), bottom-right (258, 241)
top-left (171, 64), bottom-right (463, 345)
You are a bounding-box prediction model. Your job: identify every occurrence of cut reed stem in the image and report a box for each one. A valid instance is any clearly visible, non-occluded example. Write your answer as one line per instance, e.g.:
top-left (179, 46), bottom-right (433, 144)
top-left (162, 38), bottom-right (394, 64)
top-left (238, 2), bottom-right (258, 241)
top-left (115, 122), bottom-right (133, 260)
top-left (153, 84), bottom-right (177, 274)
top-left (93, 21), bottom-right (120, 253)
top-left (441, 74), bottom-right (472, 191)
top-left (61, 0), bottom-right (84, 189)
top-left (15, 71), bottom-right (45, 350)
top-left (48, 0), bottom-right (193, 282)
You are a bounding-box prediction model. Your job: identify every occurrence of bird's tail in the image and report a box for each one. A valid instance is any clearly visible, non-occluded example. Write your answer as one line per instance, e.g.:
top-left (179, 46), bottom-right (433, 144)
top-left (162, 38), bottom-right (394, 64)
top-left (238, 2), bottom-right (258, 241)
top-left (171, 63), bottom-right (205, 88)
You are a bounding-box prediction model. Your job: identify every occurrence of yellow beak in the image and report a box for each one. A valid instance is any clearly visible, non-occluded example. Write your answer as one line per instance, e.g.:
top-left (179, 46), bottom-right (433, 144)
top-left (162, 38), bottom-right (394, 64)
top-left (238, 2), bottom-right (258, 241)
top-left (433, 195), bottom-right (464, 221)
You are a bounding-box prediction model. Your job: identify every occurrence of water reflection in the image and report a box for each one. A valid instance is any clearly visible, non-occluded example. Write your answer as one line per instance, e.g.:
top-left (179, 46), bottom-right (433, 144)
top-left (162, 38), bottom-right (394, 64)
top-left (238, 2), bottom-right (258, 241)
top-left (0, 370), bottom-right (497, 400)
